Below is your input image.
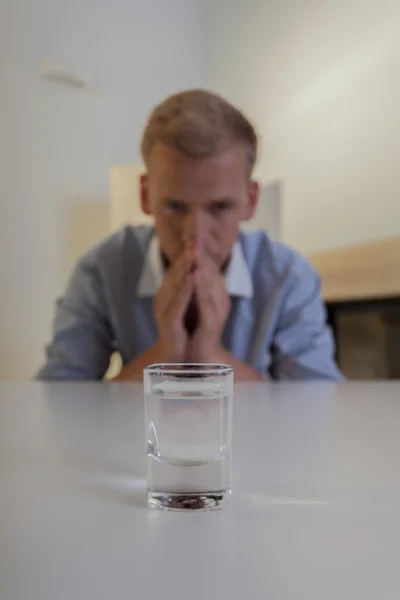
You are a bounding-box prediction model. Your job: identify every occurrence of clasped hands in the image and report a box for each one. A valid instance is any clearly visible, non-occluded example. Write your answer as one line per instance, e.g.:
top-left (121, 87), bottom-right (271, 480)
top-left (153, 239), bottom-right (231, 363)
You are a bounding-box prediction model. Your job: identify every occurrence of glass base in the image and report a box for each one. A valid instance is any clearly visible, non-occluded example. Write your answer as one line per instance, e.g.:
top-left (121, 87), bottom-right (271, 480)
top-left (148, 489), bottom-right (231, 511)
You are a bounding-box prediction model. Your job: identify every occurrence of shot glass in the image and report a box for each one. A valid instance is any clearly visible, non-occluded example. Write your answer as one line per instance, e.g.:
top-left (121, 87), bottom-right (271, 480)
top-left (144, 363), bottom-right (233, 511)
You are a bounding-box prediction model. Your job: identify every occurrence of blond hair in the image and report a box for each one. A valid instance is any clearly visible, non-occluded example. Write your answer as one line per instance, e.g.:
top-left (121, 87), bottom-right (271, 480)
top-left (140, 89), bottom-right (258, 175)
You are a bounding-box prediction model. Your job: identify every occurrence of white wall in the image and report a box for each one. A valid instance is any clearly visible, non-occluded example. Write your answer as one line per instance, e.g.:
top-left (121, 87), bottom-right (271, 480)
top-left (0, 0), bottom-right (205, 379)
top-left (206, 0), bottom-right (400, 253)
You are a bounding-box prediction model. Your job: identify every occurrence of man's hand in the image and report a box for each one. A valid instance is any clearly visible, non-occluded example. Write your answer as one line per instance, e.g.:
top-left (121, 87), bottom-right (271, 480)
top-left (113, 238), bottom-right (263, 382)
top-left (154, 246), bottom-right (194, 362)
top-left (186, 256), bottom-right (231, 363)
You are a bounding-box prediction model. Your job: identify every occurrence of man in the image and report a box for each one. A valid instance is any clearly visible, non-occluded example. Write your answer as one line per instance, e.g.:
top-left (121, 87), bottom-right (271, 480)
top-left (37, 89), bottom-right (341, 381)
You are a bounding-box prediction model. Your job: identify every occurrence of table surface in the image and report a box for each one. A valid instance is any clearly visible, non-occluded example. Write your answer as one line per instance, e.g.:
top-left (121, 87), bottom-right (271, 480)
top-left (1, 382), bottom-right (400, 600)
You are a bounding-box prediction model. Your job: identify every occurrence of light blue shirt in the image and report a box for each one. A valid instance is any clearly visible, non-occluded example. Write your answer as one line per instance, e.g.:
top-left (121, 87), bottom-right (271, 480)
top-left (37, 226), bottom-right (342, 381)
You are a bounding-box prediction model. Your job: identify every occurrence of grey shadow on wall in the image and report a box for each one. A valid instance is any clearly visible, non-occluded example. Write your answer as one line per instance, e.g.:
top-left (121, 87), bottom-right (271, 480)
top-left (61, 198), bottom-right (109, 281)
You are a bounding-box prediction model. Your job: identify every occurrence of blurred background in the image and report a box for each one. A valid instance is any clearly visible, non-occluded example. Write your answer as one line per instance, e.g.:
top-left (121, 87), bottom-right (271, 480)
top-left (1, 0), bottom-right (399, 380)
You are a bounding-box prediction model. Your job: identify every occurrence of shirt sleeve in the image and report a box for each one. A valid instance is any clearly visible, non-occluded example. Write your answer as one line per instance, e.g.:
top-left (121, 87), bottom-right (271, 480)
top-left (269, 256), bottom-right (343, 381)
top-left (36, 257), bottom-right (113, 381)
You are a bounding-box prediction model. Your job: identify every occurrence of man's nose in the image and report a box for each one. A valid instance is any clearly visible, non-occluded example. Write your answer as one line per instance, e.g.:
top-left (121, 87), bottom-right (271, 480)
top-left (183, 208), bottom-right (208, 243)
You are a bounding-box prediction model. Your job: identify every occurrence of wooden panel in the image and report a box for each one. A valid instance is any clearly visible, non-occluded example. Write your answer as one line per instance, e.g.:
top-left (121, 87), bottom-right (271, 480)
top-left (386, 309), bottom-right (400, 378)
top-left (308, 237), bottom-right (400, 302)
top-left (109, 164), bottom-right (152, 233)
top-left (337, 311), bottom-right (389, 379)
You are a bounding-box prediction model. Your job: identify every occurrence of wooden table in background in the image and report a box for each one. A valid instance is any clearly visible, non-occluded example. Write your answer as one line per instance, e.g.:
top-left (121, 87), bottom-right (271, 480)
top-left (309, 237), bottom-right (400, 378)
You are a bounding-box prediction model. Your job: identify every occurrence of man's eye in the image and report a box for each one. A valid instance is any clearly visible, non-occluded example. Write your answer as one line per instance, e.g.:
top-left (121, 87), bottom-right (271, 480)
top-left (167, 201), bottom-right (187, 213)
top-left (210, 202), bottom-right (231, 214)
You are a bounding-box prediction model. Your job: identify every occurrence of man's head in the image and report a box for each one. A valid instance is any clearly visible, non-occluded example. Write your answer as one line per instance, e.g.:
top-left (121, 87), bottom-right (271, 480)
top-left (140, 89), bottom-right (259, 266)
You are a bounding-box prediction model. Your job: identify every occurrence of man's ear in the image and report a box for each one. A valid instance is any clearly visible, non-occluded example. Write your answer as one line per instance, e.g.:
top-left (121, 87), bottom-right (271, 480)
top-left (140, 173), bottom-right (152, 215)
top-left (243, 180), bottom-right (260, 221)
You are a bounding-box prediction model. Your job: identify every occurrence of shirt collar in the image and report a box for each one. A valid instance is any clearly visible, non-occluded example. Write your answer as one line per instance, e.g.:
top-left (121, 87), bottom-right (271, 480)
top-left (137, 234), bottom-right (253, 299)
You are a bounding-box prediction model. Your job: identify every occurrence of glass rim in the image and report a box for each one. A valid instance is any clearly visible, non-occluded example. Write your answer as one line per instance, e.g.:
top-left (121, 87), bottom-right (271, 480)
top-left (144, 363), bottom-right (233, 376)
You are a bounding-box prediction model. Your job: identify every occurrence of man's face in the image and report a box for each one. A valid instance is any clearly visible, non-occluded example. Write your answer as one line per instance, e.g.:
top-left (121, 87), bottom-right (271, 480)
top-left (140, 143), bottom-right (259, 266)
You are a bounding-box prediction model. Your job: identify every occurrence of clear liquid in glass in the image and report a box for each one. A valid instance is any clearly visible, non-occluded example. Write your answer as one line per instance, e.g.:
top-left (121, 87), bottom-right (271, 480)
top-left (146, 381), bottom-right (231, 510)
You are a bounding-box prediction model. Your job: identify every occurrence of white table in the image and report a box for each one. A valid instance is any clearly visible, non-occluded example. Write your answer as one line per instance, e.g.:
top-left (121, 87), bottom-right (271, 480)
top-left (1, 382), bottom-right (400, 599)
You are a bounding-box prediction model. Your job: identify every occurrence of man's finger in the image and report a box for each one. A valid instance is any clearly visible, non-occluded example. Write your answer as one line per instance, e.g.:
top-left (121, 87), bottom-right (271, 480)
top-left (195, 234), bottom-right (221, 268)
top-left (166, 274), bottom-right (193, 322)
top-left (195, 268), bottom-right (228, 318)
top-left (194, 270), bottom-right (216, 321)
top-left (167, 248), bottom-right (194, 291)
